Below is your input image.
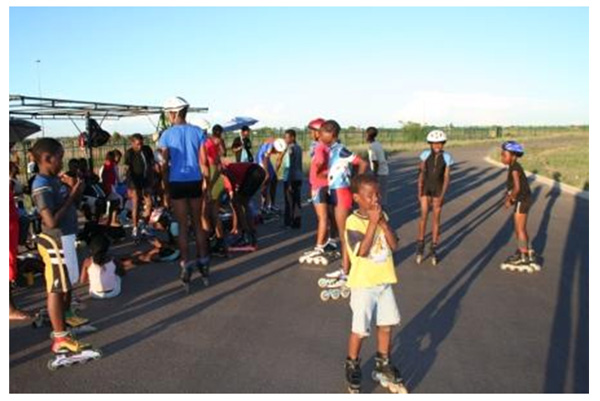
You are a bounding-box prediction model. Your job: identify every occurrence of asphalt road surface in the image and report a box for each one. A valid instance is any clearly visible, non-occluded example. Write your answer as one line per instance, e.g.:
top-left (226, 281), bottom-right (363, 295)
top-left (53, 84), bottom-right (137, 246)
top-left (10, 146), bottom-right (589, 393)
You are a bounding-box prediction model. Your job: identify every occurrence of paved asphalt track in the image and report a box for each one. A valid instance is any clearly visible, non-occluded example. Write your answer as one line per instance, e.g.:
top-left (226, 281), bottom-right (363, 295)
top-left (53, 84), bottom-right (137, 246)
top-left (9, 146), bottom-right (589, 393)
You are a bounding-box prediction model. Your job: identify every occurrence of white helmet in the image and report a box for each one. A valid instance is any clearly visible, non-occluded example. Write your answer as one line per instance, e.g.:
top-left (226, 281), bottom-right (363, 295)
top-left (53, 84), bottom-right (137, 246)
top-left (426, 129), bottom-right (447, 143)
top-left (273, 138), bottom-right (287, 153)
top-left (163, 96), bottom-right (189, 112)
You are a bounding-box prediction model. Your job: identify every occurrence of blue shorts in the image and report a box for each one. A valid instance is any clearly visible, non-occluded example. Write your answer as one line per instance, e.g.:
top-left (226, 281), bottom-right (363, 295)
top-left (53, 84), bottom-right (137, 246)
top-left (311, 186), bottom-right (329, 204)
top-left (350, 284), bottom-right (401, 337)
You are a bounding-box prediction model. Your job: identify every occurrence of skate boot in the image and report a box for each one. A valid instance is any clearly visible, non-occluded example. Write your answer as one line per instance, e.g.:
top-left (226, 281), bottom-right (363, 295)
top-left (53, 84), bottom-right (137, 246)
top-left (345, 357), bottom-right (362, 394)
top-left (51, 332), bottom-right (92, 353)
top-left (211, 238), bottom-right (228, 258)
top-left (299, 247), bottom-right (329, 266)
top-left (500, 251), bottom-right (533, 273)
top-left (318, 268), bottom-right (346, 287)
top-left (415, 240), bottom-right (425, 264)
top-left (430, 242), bottom-right (439, 266)
top-left (528, 249), bottom-right (542, 272)
top-left (179, 261), bottom-right (194, 293)
top-left (196, 258), bottom-right (210, 287)
top-left (372, 354), bottom-right (408, 394)
top-left (320, 276), bottom-right (350, 302)
top-left (323, 239), bottom-right (341, 260)
top-left (48, 332), bottom-right (101, 371)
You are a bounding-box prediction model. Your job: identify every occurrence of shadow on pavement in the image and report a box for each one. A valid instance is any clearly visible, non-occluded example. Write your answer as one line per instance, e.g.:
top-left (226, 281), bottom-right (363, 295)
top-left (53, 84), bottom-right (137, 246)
top-left (543, 193), bottom-right (589, 393)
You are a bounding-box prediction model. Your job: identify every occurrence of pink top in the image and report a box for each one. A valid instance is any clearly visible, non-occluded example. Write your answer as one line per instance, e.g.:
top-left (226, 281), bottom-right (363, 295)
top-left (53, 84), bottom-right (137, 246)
top-left (309, 142), bottom-right (329, 188)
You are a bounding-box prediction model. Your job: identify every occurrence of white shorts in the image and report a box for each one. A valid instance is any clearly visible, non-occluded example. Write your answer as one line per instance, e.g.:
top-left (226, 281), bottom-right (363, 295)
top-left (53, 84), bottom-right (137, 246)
top-left (61, 234), bottom-right (80, 285)
top-left (350, 284), bottom-right (401, 337)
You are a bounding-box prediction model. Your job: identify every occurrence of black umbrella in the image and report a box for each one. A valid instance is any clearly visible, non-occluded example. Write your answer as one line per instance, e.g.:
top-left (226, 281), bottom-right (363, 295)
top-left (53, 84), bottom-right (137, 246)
top-left (10, 118), bottom-right (41, 147)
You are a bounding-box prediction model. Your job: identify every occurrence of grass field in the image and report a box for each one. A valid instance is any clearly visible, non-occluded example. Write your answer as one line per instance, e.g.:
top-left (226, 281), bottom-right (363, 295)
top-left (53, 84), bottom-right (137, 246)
top-left (487, 131), bottom-right (589, 190)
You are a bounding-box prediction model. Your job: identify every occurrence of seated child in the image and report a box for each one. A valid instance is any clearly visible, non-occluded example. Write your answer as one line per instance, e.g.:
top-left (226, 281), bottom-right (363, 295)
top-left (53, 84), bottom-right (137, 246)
top-left (80, 234), bottom-right (125, 299)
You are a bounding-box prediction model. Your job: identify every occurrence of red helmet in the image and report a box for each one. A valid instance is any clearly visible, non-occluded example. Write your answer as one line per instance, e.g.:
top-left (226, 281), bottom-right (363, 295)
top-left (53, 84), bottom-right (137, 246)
top-left (308, 118), bottom-right (326, 131)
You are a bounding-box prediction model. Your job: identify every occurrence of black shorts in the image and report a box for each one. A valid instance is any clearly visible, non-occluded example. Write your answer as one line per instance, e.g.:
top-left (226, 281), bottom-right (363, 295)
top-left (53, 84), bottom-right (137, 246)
top-left (239, 165), bottom-right (266, 198)
top-left (127, 176), bottom-right (152, 192)
top-left (423, 182), bottom-right (444, 198)
top-left (169, 181), bottom-right (202, 200)
top-left (514, 198), bottom-right (531, 214)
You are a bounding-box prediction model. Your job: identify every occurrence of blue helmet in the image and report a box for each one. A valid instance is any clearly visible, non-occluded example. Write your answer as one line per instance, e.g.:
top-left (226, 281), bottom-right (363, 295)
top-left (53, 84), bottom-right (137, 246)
top-left (501, 141), bottom-right (524, 156)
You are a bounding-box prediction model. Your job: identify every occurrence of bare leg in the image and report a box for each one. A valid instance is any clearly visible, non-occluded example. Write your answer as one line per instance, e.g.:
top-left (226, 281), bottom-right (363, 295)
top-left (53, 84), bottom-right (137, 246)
top-left (417, 196), bottom-right (430, 241)
top-left (171, 198), bottom-right (190, 264)
top-left (314, 203), bottom-right (328, 247)
top-left (129, 189), bottom-right (140, 230)
top-left (189, 197), bottom-right (208, 259)
top-left (335, 206), bottom-right (351, 273)
top-left (431, 197), bottom-right (443, 245)
top-left (347, 332), bottom-right (363, 360)
top-left (376, 326), bottom-right (392, 355)
top-left (514, 213), bottom-right (529, 252)
top-left (47, 292), bottom-right (66, 333)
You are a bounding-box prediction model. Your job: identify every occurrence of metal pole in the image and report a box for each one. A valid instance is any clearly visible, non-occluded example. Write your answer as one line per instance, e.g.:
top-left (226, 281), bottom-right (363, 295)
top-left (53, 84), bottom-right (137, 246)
top-left (35, 59), bottom-right (45, 136)
top-left (86, 112), bottom-right (94, 171)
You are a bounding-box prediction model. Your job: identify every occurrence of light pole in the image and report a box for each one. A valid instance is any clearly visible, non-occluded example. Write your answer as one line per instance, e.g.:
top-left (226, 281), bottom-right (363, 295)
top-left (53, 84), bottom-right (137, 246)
top-left (35, 59), bottom-right (45, 136)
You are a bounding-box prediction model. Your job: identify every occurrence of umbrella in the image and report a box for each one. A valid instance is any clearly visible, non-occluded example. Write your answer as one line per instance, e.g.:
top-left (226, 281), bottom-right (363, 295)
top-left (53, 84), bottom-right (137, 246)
top-left (221, 116), bottom-right (258, 132)
top-left (10, 118), bottom-right (41, 146)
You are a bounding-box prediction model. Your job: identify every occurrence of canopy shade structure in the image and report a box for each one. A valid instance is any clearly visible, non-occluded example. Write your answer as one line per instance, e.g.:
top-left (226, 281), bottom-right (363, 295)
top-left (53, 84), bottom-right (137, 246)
top-left (10, 118), bottom-right (41, 147)
top-left (9, 94), bottom-right (209, 121)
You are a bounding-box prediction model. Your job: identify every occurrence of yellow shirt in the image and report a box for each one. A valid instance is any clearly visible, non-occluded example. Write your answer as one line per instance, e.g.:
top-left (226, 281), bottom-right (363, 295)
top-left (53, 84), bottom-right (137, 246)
top-left (345, 211), bottom-right (397, 288)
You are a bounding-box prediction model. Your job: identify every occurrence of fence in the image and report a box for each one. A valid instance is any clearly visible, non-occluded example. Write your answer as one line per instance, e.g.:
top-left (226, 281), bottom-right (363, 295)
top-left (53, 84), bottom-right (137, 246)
top-left (10, 125), bottom-right (588, 185)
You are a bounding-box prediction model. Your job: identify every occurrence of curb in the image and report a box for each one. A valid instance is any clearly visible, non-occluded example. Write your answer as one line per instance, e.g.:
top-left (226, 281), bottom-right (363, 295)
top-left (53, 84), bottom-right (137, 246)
top-left (483, 157), bottom-right (589, 201)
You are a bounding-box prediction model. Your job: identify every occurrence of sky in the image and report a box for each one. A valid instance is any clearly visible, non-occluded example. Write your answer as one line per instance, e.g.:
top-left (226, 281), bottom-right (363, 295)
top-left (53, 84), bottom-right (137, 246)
top-left (9, 7), bottom-right (589, 136)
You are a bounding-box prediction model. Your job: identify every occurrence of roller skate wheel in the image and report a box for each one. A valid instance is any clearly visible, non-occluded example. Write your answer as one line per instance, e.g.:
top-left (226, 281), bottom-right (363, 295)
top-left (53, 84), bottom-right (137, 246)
top-left (299, 256), bottom-right (306, 263)
top-left (331, 289), bottom-right (341, 300)
top-left (47, 359), bottom-right (58, 371)
top-left (318, 278), bottom-right (329, 288)
top-left (431, 258), bottom-right (438, 266)
top-left (93, 349), bottom-right (103, 360)
top-left (416, 255), bottom-right (423, 265)
top-left (531, 263), bottom-right (541, 272)
top-left (341, 287), bottom-right (351, 298)
top-left (320, 290), bottom-right (330, 302)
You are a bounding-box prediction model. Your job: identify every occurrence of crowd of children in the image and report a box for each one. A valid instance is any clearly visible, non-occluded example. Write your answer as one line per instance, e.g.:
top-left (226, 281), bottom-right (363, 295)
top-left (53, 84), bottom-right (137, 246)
top-left (9, 97), bottom-right (539, 392)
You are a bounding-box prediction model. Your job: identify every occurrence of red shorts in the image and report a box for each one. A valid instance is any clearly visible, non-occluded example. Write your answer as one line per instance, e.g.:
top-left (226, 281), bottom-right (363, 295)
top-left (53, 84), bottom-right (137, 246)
top-left (330, 187), bottom-right (353, 210)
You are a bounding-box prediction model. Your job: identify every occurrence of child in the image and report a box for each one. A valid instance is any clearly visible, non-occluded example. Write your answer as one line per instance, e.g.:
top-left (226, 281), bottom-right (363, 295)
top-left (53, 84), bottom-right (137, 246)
top-left (343, 174), bottom-right (406, 394)
top-left (231, 125), bottom-right (254, 162)
top-left (366, 127), bottom-right (390, 208)
top-left (255, 138), bottom-right (287, 214)
top-left (124, 133), bottom-right (155, 240)
top-left (320, 120), bottom-right (367, 272)
top-left (203, 124), bottom-right (228, 257)
top-left (302, 118), bottom-right (335, 262)
top-left (499, 141), bottom-right (535, 269)
top-left (279, 129), bottom-right (303, 229)
top-left (222, 161), bottom-right (267, 249)
top-left (30, 138), bottom-right (92, 355)
top-left (80, 235), bottom-right (125, 299)
top-left (416, 130), bottom-right (454, 265)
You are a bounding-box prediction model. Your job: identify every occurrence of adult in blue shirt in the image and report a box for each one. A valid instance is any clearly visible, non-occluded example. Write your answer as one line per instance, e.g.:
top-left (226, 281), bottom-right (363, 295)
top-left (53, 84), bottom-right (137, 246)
top-left (158, 96), bottom-right (210, 287)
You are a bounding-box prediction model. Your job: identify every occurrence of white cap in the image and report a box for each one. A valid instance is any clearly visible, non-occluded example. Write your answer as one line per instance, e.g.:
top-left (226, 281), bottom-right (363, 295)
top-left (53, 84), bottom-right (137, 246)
top-left (426, 129), bottom-right (447, 143)
top-left (163, 96), bottom-right (189, 112)
top-left (273, 138), bottom-right (287, 153)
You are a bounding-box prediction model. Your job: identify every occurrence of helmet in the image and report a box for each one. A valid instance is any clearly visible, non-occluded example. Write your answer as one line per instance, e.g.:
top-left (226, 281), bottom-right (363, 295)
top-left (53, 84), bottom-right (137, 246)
top-left (308, 118), bottom-right (326, 131)
top-left (163, 96), bottom-right (189, 112)
top-left (426, 130), bottom-right (447, 143)
top-left (273, 138), bottom-right (287, 153)
top-left (192, 117), bottom-right (211, 131)
top-left (501, 141), bottom-right (524, 156)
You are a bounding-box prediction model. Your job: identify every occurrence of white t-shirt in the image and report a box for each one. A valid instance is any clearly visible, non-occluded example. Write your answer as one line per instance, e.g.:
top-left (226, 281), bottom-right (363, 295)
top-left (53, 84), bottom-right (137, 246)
top-left (368, 141), bottom-right (389, 176)
top-left (88, 260), bottom-right (119, 294)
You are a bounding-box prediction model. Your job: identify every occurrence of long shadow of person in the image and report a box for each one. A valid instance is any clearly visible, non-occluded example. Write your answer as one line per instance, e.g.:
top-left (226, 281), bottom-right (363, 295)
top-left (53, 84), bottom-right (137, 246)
top-left (543, 188), bottom-right (588, 393)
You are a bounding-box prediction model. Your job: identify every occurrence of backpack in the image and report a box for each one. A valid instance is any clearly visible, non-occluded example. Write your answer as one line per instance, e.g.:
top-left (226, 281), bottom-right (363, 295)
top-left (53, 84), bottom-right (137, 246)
top-left (82, 118), bottom-right (111, 148)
